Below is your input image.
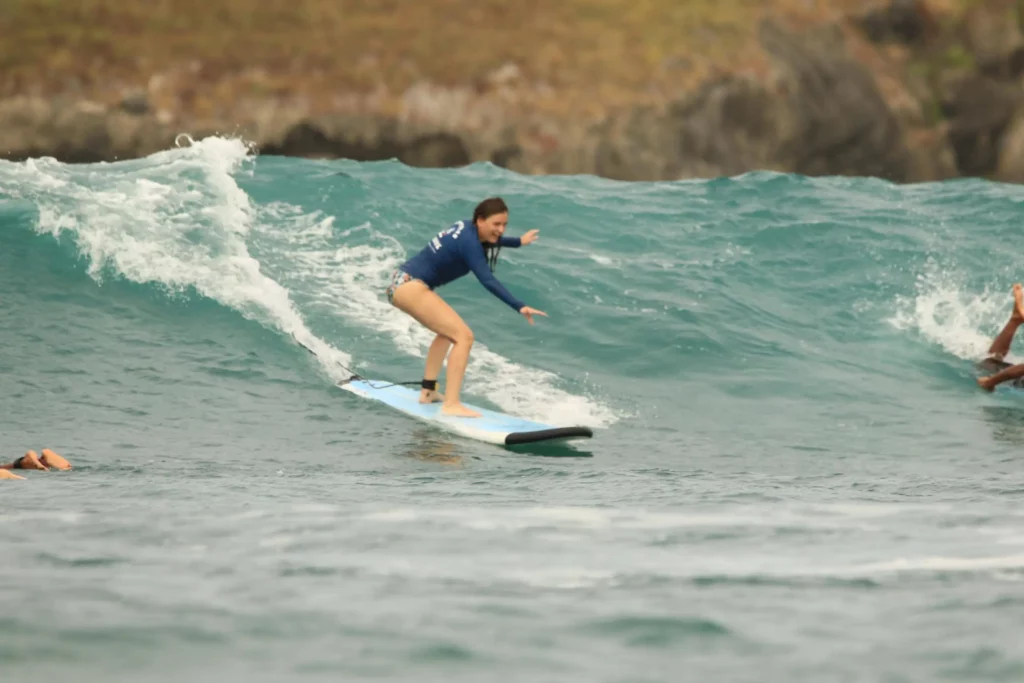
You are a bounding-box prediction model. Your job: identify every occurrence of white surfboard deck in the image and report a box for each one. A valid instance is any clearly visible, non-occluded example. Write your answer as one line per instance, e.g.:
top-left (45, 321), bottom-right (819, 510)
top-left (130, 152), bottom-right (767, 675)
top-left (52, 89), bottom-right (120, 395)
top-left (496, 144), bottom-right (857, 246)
top-left (341, 379), bottom-right (593, 446)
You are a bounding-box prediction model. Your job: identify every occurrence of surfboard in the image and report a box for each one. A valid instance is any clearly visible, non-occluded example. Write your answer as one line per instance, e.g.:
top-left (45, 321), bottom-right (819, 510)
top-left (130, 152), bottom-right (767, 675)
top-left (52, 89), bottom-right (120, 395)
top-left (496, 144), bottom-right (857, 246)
top-left (340, 379), bottom-right (594, 446)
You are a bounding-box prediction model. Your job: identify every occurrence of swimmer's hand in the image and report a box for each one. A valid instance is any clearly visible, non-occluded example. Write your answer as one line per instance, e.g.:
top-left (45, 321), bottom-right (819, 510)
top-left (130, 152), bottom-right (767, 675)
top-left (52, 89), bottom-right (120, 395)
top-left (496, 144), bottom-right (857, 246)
top-left (519, 306), bottom-right (547, 324)
top-left (521, 229), bottom-right (540, 245)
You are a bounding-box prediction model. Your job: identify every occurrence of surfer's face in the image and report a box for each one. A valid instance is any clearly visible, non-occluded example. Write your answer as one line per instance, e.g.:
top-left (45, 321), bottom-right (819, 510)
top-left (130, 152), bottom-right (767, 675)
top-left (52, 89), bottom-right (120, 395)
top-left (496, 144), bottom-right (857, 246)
top-left (476, 212), bottom-right (508, 244)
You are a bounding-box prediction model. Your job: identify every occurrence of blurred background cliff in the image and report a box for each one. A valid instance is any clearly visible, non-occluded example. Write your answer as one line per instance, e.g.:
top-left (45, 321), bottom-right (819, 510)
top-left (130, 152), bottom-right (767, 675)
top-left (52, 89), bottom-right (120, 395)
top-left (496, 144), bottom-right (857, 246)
top-left (2, 0), bottom-right (1023, 183)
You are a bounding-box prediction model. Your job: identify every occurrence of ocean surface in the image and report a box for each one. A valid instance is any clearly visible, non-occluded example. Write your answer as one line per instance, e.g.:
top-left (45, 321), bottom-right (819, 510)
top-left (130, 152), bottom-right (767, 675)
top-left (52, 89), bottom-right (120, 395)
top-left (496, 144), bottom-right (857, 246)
top-left (1, 137), bottom-right (1023, 682)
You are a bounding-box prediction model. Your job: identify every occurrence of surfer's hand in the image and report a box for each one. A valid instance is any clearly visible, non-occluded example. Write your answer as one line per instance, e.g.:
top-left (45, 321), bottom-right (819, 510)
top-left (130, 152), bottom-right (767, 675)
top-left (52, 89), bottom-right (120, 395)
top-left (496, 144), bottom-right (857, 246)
top-left (519, 306), bottom-right (547, 324)
top-left (521, 229), bottom-right (540, 245)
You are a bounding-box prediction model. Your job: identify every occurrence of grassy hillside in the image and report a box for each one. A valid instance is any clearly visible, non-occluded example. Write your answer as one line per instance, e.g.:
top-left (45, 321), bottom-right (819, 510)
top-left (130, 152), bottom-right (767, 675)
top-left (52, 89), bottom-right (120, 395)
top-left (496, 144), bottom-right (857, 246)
top-left (0, 0), bottom-right (977, 118)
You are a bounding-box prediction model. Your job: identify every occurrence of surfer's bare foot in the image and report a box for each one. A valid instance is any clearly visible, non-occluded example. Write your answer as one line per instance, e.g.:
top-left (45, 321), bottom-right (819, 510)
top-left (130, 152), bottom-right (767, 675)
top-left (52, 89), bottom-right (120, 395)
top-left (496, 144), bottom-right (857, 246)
top-left (441, 402), bottom-right (481, 418)
top-left (0, 469), bottom-right (25, 480)
top-left (978, 376), bottom-right (996, 392)
top-left (1013, 283), bottom-right (1024, 321)
top-left (40, 449), bottom-right (71, 470)
top-left (419, 389), bottom-right (444, 404)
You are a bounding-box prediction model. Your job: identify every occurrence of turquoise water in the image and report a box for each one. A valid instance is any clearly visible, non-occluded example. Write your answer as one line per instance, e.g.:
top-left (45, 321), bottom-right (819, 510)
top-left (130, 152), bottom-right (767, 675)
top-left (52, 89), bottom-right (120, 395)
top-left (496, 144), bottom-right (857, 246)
top-left (1, 137), bottom-right (1023, 682)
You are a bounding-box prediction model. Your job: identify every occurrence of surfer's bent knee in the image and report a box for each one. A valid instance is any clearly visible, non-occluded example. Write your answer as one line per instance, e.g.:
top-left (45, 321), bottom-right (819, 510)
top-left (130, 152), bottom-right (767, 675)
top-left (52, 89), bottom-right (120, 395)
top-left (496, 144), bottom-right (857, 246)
top-left (454, 326), bottom-right (473, 345)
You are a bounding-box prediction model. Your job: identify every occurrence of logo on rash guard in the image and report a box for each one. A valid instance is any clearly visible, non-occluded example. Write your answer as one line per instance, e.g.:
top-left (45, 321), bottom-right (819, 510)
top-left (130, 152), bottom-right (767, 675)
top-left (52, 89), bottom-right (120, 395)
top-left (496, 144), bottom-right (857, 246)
top-left (430, 221), bottom-right (466, 251)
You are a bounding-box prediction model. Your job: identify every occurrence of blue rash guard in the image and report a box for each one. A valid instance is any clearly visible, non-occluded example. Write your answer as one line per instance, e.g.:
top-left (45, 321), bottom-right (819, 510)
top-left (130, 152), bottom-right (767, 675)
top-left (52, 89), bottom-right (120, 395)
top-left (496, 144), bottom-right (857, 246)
top-left (400, 219), bottom-right (525, 312)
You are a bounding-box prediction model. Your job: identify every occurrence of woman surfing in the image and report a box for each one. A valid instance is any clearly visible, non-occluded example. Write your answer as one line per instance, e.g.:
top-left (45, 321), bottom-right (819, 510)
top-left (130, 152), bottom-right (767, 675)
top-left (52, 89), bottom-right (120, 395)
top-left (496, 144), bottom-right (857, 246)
top-left (386, 197), bottom-right (545, 418)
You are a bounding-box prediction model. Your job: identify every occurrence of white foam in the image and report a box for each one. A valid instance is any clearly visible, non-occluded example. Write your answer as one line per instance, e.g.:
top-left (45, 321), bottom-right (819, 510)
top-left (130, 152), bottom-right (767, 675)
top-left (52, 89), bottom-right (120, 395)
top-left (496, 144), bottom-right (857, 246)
top-left (509, 568), bottom-right (616, 589)
top-left (358, 504), bottom-right (884, 533)
top-left (0, 510), bottom-right (83, 524)
top-left (890, 262), bottom-right (1016, 362)
top-left (339, 506), bottom-right (1024, 586)
top-left (11, 137), bottom-right (353, 382)
top-left (855, 553), bottom-right (1024, 574)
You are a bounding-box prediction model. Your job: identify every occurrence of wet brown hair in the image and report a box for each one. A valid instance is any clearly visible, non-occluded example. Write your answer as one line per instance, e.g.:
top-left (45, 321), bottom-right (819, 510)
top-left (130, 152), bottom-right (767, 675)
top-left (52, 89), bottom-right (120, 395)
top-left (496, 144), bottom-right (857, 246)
top-left (473, 197), bottom-right (508, 273)
top-left (473, 197), bottom-right (508, 224)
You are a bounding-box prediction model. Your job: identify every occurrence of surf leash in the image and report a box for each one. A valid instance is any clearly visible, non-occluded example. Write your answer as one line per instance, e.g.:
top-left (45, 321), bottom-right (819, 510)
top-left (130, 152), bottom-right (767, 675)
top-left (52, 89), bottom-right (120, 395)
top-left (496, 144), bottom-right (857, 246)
top-left (292, 334), bottom-right (422, 390)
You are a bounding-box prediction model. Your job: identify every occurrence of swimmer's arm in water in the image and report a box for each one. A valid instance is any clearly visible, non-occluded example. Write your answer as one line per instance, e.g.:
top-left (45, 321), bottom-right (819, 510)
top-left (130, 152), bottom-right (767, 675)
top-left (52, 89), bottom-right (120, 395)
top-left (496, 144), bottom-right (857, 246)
top-left (978, 363), bottom-right (1024, 391)
top-left (0, 454), bottom-right (30, 470)
top-left (0, 449), bottom-right (72, 471)
top-left (499, 229), bottom-right (539, 248)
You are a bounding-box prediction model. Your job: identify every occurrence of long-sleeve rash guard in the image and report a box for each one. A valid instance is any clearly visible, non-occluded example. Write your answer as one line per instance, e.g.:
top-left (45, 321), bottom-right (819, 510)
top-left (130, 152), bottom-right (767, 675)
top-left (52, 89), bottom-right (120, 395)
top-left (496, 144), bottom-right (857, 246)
top-left (400, 219), bottom-right (525, 311)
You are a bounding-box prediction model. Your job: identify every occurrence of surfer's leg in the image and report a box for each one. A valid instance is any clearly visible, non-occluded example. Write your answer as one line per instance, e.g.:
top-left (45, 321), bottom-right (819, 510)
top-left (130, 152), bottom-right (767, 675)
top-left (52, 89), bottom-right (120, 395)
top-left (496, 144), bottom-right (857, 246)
top-left (978, 284), bottom-right (1024, 388)
top-left (391, 282), bottom-right (480, 418)
top-left (986, 283), bottom-right (1024, 361)
top-left (979, 284), bottom-right (1024, 390)
top-left (420, 334), bottom-right (451, 404)
top-left (978, 363), bottom-right (1024, 391)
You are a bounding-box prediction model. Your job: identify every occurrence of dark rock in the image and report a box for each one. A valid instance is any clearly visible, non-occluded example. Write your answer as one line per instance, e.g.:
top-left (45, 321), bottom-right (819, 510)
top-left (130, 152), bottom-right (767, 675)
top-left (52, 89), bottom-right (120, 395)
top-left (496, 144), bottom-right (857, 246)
top-left (592, 75), bottom-right (783, 182)
top-left (260, 116), bottom-right (400, 160)
top-left (941, 73), bottom-right (1023, 176)
top-left (120, 89), bottom-right (150, 115)
top-left (593, 104), bottom-right (686, 181)
top-left (760, 19), bottom-right (914, 180)
top-left (995, 110), bottom-right (1024, 182)
top-left (399, 133), bottom-right (470, 167)
top-left (593, 19), bottom-right (917, 181)
top-left (0, 97), bottom-right (52, 160)
top-left (961, 0), bottom-right (1024, 79)
top-left (490, 145), bottom-right (522, 168)
top-left (260, 115), bottom-right (470, 168)
top-left (856, 0), bottom-right (938, 46)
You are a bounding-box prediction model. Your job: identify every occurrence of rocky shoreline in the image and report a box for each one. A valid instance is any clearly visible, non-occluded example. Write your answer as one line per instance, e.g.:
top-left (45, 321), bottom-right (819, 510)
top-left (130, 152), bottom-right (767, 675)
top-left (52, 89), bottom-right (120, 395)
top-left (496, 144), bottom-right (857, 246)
top-left (4, 3), bottom-right (1024, 184)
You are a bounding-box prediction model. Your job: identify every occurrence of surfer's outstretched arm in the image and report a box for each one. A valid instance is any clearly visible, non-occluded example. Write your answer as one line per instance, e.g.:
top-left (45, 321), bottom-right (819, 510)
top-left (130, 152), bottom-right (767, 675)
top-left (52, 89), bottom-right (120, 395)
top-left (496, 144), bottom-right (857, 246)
top-left (499, 229), bottom-right (539, 248)
top-left (460, 232), bottom-right (526, 311)
top-left (460, 234), bottom-right (548, 324)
